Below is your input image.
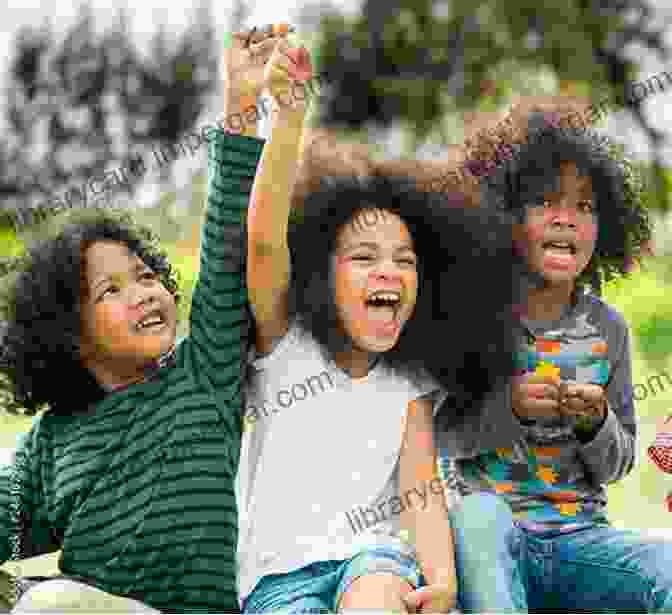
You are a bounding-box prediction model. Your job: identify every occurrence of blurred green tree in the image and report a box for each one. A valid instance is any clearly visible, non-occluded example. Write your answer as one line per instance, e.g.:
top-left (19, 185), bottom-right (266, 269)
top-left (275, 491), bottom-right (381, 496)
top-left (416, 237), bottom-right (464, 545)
top-left (0, 1), bottom-right (218, 230)
top-left (310, 0), bottom-right (672, 209)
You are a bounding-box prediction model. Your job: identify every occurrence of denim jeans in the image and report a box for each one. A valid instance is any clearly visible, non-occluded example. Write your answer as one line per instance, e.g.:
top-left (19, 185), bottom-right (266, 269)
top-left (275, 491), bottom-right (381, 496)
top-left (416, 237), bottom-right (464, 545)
top-left (449, 493), bottom-right (672, 613)
top-left (242, 544), bottom-right (424, 613)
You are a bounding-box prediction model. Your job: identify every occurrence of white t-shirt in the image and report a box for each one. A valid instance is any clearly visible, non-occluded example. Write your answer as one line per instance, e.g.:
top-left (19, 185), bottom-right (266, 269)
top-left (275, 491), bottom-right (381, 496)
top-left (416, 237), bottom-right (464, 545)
top-left (236, 321), bottom-right (444, 600)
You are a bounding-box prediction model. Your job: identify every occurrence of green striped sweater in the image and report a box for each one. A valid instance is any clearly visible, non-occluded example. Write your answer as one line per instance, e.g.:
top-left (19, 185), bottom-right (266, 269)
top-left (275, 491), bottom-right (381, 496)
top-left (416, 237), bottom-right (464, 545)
top-left (0, 130), bottom-right (263, 612)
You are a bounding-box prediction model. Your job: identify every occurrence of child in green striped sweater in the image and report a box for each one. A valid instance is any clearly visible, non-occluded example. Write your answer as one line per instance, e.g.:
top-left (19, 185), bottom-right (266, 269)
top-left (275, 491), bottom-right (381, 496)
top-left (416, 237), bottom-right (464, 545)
top-left (0, 28), bottom-right (277, 613)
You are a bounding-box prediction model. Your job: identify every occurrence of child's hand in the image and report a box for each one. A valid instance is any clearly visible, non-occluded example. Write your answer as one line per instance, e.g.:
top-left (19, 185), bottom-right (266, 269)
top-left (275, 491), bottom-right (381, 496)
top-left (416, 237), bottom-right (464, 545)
top-left (223, 27), bottom-right (281, 101)
top-left (402, 583), bottom-right (458, 613)
top-left (657, 414), bottom-right (672, 434)
top-left (263, 37), bottom-right (313, 113)
top-left (558, 383), bottom-right (607, 422)
top-left (512, 372), bottom-right (562, 421)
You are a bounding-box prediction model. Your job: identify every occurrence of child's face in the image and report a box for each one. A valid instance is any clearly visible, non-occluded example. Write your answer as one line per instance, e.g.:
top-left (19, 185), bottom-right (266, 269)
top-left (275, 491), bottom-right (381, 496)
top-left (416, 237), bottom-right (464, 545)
top-left (331, 209), bottom-right (418, 353)
top-left (79, 241), bottom-right (178, 376)
top-left (517, 161), bottom-right (597, 289)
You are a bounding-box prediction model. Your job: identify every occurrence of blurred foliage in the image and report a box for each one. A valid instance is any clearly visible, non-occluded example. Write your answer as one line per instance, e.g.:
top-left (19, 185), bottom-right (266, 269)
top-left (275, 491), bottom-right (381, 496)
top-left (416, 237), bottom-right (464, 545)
top-left (0, 1), bottom-right (218, 229)
top-left (310, 0), bottom-right (672, 210)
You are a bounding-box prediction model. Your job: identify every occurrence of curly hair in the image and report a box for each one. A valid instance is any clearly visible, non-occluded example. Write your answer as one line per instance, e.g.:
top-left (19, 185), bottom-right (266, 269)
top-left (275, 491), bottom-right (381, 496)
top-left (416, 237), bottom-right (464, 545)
top-left (287, 174), bottom-right (524, 419)
top-left (463, 104), bottom-right (652, 293)
top-left (0, 208), bottom-right (180, 415)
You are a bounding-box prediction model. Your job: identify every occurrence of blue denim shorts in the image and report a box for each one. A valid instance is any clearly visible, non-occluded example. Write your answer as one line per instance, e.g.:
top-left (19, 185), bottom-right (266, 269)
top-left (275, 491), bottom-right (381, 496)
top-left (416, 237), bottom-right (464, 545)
top-left (242, 544), bottom-right (425, 613)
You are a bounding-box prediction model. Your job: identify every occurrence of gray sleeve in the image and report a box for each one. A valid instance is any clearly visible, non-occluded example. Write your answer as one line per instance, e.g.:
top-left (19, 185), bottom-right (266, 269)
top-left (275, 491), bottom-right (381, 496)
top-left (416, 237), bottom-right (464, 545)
top-left (577, 302), bottom-right (636, 486)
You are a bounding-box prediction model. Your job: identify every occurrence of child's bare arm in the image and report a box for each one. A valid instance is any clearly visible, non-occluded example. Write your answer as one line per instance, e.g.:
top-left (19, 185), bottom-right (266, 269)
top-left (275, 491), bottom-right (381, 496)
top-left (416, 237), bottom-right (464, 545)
top-left (247, 37), bottom-right (311, 354)
top-left (399, 399), bottom-right (457, 613)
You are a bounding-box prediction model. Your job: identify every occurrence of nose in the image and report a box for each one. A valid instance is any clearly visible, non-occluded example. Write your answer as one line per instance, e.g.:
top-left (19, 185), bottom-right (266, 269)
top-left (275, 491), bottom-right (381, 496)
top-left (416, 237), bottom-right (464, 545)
top-left (369, 260), bottom-right (404, 283)
top-left (127, 283), bottom-right (156, 311)
top-left (549, 204), bottom-right (577, 228)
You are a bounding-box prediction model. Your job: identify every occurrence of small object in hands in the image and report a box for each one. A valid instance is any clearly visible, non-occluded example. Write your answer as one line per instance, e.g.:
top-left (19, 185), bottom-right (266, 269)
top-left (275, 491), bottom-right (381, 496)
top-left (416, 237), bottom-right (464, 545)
top-left (273, 23), bottom-right (295, 35)
top-left (259, 23), bottom-right (295, 36)
top-left (528, 361), bottom-right (561, 385)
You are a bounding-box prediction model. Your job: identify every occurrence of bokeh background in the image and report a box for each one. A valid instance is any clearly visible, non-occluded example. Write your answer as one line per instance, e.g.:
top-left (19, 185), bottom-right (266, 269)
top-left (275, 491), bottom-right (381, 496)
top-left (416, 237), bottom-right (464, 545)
top-left (2, 0), bottom-right (672, 577)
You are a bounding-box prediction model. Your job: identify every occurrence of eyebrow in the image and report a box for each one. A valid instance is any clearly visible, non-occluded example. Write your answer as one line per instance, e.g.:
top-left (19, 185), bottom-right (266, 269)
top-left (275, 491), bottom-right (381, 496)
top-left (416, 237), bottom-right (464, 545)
top-left (339, 241), bottom-right (415, 252)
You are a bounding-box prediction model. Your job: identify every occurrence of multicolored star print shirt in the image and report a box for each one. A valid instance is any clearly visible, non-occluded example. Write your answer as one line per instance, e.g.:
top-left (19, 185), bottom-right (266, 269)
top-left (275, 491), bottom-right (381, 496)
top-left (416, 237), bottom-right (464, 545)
top-left (439, 291), bottom-right (636, 530)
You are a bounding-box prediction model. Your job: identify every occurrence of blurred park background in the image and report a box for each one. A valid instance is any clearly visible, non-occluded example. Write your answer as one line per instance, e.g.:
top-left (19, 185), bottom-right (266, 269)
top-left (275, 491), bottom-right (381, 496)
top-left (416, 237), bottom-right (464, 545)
top-left (3, 0), bottom-right (672, 576)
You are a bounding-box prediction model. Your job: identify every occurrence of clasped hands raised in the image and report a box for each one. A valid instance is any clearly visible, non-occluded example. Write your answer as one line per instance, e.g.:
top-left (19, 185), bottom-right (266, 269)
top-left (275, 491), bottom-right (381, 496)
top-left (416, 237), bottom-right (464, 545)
top-left (223, 24), bottom-right (313, 116)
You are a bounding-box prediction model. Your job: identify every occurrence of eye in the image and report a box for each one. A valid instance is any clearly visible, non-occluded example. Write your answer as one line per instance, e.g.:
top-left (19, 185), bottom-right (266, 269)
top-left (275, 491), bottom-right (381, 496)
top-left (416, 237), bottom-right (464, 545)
top-left (352, 254), bottom-right (374, 262)
top-left (99, 285), bottom-right (120, 301)
top-left (543, 200), bottom-right (554, 209)
top-left (578, 200), bottom-right (594, 213)
top-left (139, 270), bottom-right (158, 281)
top-left (397, 256), bottom-right (417, 266)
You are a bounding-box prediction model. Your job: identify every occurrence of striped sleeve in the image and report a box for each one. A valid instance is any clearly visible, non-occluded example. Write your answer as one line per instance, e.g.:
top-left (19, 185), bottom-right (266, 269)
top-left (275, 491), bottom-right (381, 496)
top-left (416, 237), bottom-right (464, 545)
top-left (189, 130), bottom-right (264, 405)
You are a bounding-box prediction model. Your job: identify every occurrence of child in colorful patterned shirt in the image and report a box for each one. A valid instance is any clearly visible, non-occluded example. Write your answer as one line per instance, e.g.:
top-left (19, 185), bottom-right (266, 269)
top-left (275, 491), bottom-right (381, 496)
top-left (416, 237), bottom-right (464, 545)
top-left (432, 100), bottom-right (672, 613)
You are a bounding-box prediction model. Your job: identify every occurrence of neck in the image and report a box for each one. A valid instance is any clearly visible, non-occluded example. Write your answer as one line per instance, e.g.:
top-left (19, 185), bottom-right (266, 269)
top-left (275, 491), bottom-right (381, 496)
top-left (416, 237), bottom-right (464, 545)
top-left (525, 280), bottom-right (576, 323)
top-left (334, 347), bottom-right (377, 379)
top-left (83, 357), bottom-right (153, 391)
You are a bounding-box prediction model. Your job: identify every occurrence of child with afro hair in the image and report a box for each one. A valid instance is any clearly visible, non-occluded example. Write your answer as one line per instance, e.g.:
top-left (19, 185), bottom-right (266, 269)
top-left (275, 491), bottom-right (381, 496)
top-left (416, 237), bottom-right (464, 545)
top-left (0, 27), bottom-right (282, 613)
top-left (236, 35), bottom-right (525, 614)
top-left (431, 98), bottom-right (672, 614)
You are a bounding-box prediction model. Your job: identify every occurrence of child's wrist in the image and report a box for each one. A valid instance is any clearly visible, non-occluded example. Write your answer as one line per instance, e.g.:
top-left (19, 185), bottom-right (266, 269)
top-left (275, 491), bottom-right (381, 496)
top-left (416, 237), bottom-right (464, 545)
top-left (270, 103), bottom-right (307, 124)
top-left (224, 89), bottom-right (258, 113)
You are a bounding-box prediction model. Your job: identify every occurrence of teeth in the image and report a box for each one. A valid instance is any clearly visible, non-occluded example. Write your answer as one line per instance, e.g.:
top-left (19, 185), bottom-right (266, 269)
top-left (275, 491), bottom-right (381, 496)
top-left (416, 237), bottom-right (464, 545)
top-left (367, 291), bottom-right (401, 302)
top-left (138, 313), bottom-right (164, 329)
top-left (544, 241), bottom-right (574, 253)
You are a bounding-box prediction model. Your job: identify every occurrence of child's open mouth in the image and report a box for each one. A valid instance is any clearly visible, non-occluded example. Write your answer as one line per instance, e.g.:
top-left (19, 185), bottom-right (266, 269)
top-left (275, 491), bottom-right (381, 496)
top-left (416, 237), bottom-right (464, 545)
top-left (364, 290), bottom-right (402, 337)
top-left (542, 240), bottom-right (577, 269)
top-left (135, 310), bottom-right (168, 333)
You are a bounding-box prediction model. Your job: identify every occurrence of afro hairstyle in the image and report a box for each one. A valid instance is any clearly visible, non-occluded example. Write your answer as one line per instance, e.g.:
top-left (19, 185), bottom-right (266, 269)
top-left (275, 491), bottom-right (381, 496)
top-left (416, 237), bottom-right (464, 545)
top-left (287, 173), bottom-right (525, 419)
top-left (461, 100), bottom-right (652, 293)
top-left (0, 208), bottom-right (180, 415)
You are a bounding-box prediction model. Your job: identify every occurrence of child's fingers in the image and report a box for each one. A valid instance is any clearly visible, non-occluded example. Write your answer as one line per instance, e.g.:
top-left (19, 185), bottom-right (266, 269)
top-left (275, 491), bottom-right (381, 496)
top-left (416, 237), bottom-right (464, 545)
top-left (402, 585), bottom-right (457, 613)
top-left (248, 38), bottom-right (278, 64)
top-left (517, 395), bottom-right (562, 421)
top-left (246, 24), bottom-right (294, 45)
top-left (657, 414), bottom-right (672, 432)
top-left (523, 383), bottom-right (559, 401)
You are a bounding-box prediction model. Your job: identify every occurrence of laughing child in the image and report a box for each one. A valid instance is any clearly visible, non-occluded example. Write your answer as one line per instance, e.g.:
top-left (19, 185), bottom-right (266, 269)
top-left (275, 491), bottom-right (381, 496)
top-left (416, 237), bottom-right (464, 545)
top-left (236, 33), bottom-right (524, 614)
top-left (0, 28), bottom-right (278, 613)
top-left (434, 104), bottom-right (668, 613)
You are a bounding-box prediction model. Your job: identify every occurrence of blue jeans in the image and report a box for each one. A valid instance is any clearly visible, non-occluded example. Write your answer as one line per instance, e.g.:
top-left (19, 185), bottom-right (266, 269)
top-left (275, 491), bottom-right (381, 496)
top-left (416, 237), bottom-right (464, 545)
top-left (449, 493), bottom-right (672, 613)
top-left (242, 544), bottom-right (424, 613)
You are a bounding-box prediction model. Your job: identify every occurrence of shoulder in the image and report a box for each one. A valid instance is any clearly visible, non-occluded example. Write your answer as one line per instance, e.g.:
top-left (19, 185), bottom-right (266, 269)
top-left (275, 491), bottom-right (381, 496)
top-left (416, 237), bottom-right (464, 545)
top-left (577, 292), bottom-right (630, 361)
top-left (581, 292), bottom-right (628, 334)
top-left (249, 319), bottom-right (325, 372)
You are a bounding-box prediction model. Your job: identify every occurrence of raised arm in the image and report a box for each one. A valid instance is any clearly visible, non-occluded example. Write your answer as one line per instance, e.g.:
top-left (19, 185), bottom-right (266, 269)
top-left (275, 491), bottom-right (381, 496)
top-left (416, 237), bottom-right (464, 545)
top-left (188, 30), bottom-right (276, 400)
top-left (247, 38), bottom-right (311, 354)
top-left (399, 398), bottom-right (458, 613)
